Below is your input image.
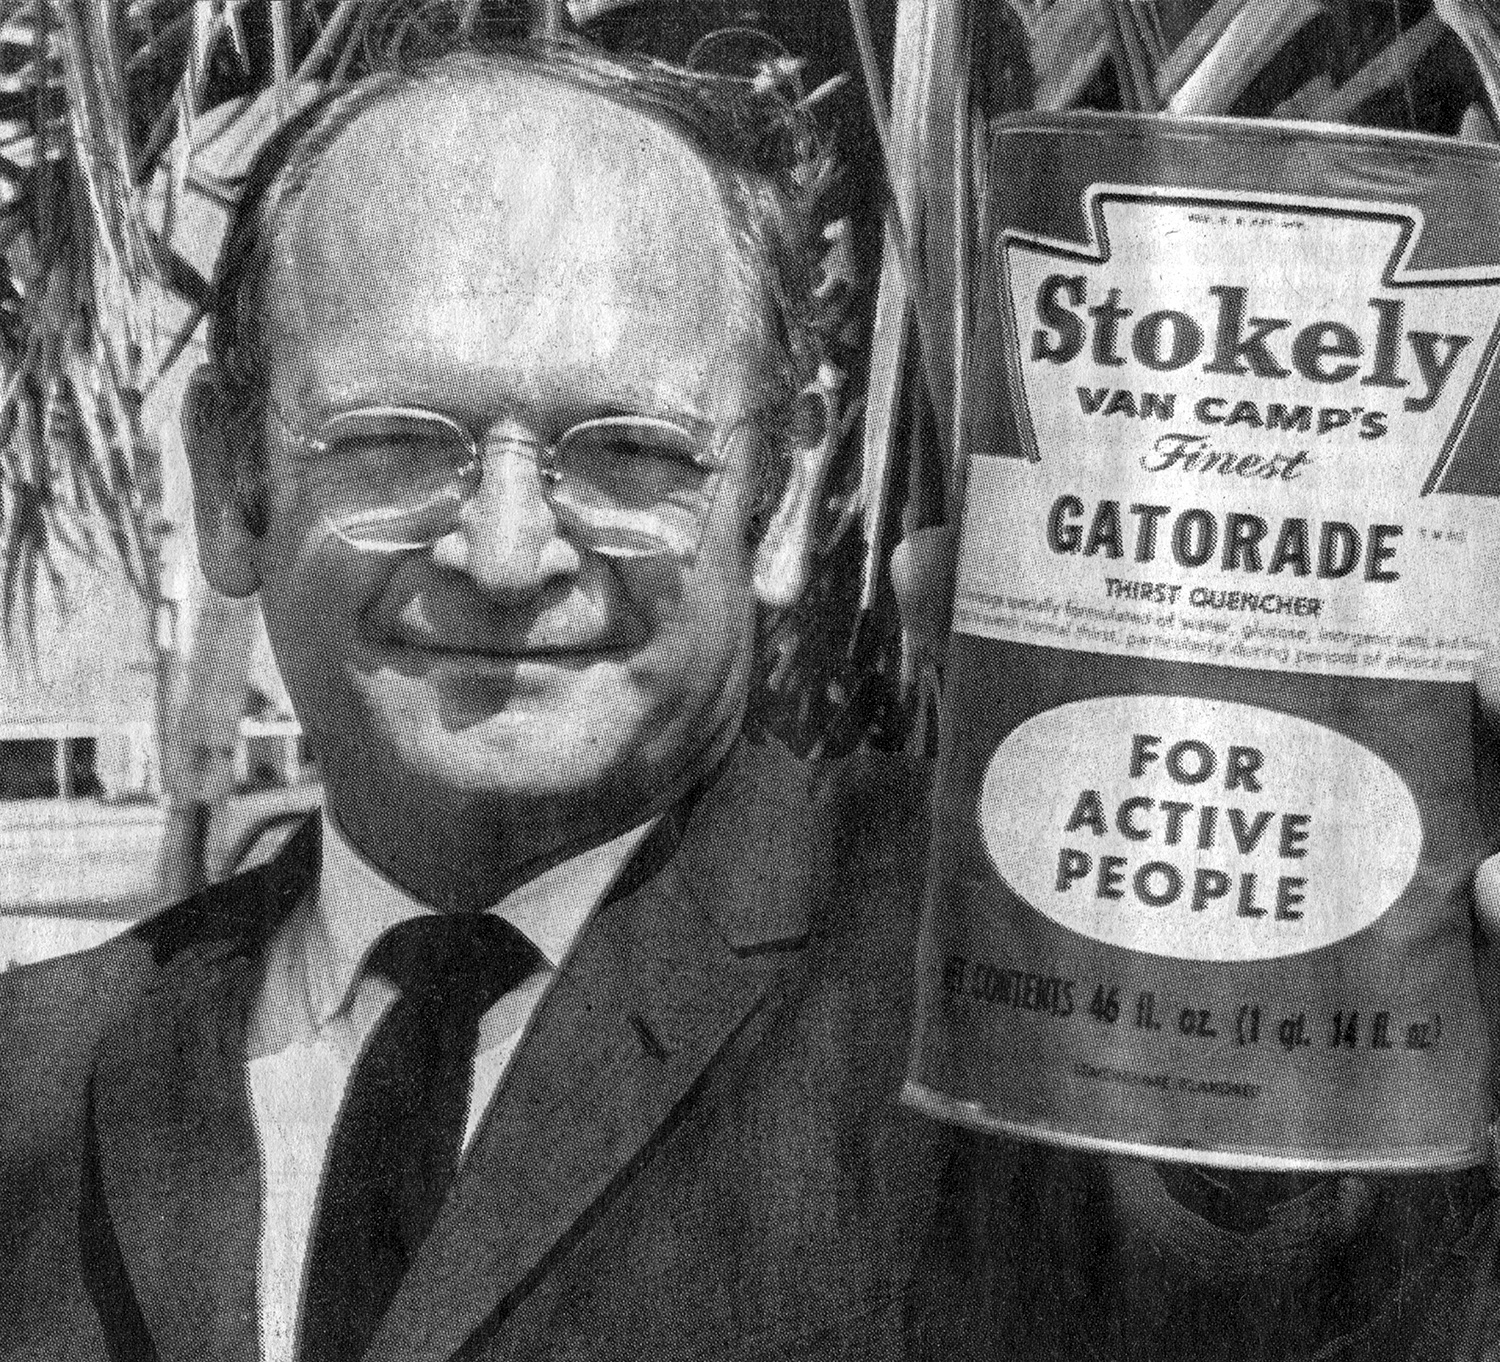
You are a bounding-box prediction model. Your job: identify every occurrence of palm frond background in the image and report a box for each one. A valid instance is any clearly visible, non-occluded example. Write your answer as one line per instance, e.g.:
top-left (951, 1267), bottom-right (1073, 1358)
top-left (993, 0), bottom-right (1500, 126)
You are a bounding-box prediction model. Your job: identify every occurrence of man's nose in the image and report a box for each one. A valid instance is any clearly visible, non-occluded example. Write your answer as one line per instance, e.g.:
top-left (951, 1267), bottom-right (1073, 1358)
top-left (429, 423), bottom-right (581, 594)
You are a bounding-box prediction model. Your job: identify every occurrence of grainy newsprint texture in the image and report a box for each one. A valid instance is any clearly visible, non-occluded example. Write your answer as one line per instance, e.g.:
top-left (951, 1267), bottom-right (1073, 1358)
top-left (4, 4), bottom-right (1500, 1361)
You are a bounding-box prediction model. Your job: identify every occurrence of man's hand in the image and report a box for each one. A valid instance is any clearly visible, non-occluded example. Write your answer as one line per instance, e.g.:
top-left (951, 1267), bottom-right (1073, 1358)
top-left (890, 524), bottom-right (956, 658)
top-left (1475, 655), bottom-right (1500, 952)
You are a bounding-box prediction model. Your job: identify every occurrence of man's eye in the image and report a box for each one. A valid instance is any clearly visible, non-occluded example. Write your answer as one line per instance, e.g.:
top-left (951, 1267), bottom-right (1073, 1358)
top-left (600, 437), bottom-right (697, 467)
top-left (562, 423), bottom-right (708, 473)
top-left (325, 432), bottom-right (463, 477)
top-left (334, 428), bottom-right (464, 456)
top-left (313, 414), bottom-right (471, 481)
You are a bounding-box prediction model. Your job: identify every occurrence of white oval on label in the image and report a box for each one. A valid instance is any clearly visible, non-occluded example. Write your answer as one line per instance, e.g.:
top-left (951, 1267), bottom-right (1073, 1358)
top-left (980, 697), bottom-right (1423, 961)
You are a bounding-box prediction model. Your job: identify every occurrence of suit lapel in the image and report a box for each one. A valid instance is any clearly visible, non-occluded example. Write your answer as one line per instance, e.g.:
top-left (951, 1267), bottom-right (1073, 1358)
top-left (86, 819), bottom-right (318, 1362)
top-left (367, 741), bottom-right (824, 1362)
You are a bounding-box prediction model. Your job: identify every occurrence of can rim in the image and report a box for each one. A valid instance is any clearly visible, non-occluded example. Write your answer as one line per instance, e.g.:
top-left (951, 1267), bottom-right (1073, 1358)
top-left (989, 107), bottom-right (1500, 166)
top-left (900, 1080), bottom-right (1488, 1174)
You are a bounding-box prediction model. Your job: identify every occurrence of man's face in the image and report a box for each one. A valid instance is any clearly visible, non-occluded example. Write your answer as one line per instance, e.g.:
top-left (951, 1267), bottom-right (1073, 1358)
top-left (218, 76), bottom-right (786, 860)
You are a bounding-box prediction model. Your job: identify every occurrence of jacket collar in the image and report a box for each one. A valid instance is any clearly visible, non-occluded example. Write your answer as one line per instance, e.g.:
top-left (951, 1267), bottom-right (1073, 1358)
top-left (88, 738), bottom-right (822, 1362)
top-left (87, 816), bottom-right (316, 1362)
top-left (282, 810), bottom-right (651, 1040)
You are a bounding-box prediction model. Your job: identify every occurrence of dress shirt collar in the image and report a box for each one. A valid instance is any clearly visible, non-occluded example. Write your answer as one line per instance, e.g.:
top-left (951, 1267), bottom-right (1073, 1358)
top-left (310, 810), bottom-right (655, 1027)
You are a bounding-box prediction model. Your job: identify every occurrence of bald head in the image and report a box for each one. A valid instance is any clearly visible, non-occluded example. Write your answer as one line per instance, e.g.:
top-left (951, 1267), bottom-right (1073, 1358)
top-left (210, 44), bottom-right (819, 452)
top-left (265, 69), bottom-right (761, 419)
top-left (291, 70), bottom-right (742, 308)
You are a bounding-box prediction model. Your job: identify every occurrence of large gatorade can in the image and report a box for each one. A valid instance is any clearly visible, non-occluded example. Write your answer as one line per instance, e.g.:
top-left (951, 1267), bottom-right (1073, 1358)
top-left (904, 111), bottom-right (1500, 1171)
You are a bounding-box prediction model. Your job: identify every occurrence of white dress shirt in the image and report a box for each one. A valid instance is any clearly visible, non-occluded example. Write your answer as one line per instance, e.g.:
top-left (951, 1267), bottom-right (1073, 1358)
top-left (246, 812), bottom-right (654, 1362)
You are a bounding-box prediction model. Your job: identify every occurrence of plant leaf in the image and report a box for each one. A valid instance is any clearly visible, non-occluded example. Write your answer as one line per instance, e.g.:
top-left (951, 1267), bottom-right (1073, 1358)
top-left (1167, 0), bottom-right (1326, 116)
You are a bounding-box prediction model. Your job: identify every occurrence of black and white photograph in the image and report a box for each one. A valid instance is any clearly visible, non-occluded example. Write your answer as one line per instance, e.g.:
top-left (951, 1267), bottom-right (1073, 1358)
top-left (5, 2), bottom-right (1500, 1358)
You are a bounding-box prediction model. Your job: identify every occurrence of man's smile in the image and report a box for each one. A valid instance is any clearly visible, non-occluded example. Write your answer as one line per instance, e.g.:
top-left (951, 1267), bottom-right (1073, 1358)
top-left (366, 572), bottom-right (647, 664)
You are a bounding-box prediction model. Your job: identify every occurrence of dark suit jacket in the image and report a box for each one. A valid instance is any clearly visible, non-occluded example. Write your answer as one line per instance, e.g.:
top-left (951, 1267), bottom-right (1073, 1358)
top-left (0, 738), bottom-right (1495, 1361)
top-left (0, 741), bottom-right (1020, 1362)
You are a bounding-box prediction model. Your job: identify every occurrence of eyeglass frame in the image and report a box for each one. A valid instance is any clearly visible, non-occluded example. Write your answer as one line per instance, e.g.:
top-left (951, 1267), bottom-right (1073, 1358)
top-left (260, 391), bottom-right (777, 562)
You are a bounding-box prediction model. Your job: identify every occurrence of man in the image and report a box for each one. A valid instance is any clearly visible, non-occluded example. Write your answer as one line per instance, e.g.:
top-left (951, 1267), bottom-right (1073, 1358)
top-left (0, 40), bottom-right (1009, 1362)
top-left (0, 35), bottom-right (1493, 1362)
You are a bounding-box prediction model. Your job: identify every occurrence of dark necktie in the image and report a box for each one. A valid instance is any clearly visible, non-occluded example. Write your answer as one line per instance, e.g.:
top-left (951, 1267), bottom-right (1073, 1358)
top-left (298, 914), bottom-right (541, 1362)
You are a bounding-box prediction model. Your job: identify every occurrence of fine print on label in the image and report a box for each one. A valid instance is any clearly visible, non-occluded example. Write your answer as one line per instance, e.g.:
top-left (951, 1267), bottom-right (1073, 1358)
top-left (942, 952), bottom-right (1447, 1070)
top-left (956, 181), bottom-right (1500, 682)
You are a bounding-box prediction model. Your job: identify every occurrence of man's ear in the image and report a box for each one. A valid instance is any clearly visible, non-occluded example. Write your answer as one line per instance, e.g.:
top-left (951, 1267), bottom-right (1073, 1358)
top-left (182, 367), bottom-right (263, 598)
top-left (753, 364), bottom-right (842, 611)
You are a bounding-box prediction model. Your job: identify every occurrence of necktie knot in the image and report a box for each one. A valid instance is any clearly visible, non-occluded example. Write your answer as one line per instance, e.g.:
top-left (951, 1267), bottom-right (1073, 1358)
top-left (367, 913), bottom-right (540, 1013)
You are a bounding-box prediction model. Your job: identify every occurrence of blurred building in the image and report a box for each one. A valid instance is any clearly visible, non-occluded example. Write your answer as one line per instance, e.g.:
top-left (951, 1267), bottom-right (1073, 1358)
top-left (0, 559), bottom-right (158, 803)
top-left (0, 554), bottom-right (310, 930)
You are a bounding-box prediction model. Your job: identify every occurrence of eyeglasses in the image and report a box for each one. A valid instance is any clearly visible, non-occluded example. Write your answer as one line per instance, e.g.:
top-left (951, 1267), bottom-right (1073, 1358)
top-left (273, 403), bottom-right (738, 561)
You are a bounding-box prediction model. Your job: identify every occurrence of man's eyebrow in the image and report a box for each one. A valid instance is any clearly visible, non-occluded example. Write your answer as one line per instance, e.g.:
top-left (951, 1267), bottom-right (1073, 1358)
top-left (578, 384), bottom-right (710, 425)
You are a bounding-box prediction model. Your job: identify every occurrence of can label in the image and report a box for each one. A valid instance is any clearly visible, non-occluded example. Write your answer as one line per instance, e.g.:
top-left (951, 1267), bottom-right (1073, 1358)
top-left (906, 113), bottom-right (1500, 1170)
